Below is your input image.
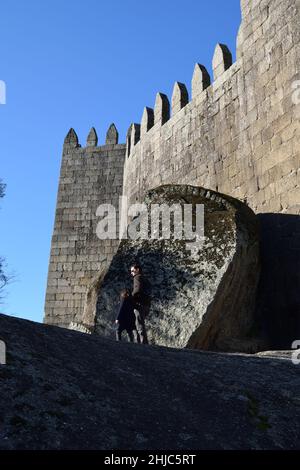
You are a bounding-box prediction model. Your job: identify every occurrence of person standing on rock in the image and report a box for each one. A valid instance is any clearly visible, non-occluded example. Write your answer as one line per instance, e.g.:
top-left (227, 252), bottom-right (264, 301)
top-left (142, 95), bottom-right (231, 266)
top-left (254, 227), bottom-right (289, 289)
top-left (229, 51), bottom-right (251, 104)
top-left (130, 263), bottom-right (150, 345)
top-left (115, 288), bottom-right (136, 342)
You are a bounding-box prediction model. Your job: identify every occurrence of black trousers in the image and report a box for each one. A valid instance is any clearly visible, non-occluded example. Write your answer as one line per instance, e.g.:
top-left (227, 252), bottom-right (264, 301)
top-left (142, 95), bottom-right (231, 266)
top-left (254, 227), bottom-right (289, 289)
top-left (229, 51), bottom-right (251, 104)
top-left (116, 325), bottom-right (134, 342)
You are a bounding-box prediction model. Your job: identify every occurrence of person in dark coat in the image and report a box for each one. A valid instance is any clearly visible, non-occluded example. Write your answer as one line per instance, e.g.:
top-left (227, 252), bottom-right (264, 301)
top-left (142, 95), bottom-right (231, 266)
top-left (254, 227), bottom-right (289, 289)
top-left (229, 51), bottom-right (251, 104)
top-left (115, 288), bottom-right (136, 342)
top-left (130, 263), bottom-right (150, 344)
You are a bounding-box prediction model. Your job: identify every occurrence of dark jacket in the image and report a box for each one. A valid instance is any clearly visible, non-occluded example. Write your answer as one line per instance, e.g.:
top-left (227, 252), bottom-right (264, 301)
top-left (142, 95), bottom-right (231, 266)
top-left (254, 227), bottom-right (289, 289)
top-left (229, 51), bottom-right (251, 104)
top-left (132, 273), bottom-right (151, 308)
top-left (116, 297), bottom-right (135, 329)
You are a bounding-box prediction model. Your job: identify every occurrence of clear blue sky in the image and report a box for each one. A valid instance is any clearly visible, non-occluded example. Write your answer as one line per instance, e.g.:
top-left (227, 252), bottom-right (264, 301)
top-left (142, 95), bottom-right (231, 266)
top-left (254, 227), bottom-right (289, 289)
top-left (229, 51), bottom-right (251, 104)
top-left (0, 0), bottom-right (241, 323)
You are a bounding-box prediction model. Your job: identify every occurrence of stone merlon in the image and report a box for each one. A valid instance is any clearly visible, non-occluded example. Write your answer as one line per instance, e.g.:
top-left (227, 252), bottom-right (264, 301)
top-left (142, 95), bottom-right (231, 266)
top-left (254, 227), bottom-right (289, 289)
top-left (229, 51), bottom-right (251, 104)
top-left (192, 63), bottom-right (211, 98)
top-left (86, 127), bottom-right (98, 147)
top-left (106, 123), bottom-right (119, 145)
top-left (171, 81), bottom-right (189, 116)
top-left (64, 128), bottom-right (79, 148)
top-left (212, 43), bottom-right (233, 80)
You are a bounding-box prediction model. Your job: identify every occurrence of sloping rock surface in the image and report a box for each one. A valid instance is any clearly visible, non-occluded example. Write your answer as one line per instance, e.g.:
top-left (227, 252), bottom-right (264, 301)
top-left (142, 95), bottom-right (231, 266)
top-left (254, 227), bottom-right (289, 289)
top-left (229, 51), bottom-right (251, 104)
top-left (0, 313), bottom-right (299, 450)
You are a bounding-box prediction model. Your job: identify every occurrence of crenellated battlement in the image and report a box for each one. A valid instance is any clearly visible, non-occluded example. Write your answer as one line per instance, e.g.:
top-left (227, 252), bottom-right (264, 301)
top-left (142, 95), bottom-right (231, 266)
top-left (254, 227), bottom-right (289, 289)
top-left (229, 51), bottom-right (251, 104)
top-left (126, 42), bottom-right (234, 159)
top-left (122, 0), bottom-right (300, 216)
top-left (64, 123), bottom-right (121, 151)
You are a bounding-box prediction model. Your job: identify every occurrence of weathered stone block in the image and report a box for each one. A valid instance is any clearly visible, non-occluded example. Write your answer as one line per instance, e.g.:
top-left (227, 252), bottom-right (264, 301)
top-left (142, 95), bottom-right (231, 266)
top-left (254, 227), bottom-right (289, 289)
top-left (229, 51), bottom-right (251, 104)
top-left (93, 184), bottom-right (260, 352)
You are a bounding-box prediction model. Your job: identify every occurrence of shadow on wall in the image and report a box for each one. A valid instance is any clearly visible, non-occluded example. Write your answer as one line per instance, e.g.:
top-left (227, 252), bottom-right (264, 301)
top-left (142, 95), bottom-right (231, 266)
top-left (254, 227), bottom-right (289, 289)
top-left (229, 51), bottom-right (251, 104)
top-left (95, 246), bottom-right (198, 343)
top-left (255, 213), bottom-right (300, 349)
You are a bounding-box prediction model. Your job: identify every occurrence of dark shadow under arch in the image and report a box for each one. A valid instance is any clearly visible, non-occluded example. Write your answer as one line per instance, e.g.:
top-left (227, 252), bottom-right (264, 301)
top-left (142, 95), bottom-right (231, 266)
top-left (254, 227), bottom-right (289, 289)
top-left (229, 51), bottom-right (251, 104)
top-left (255, 213), bottom-right (300, 349)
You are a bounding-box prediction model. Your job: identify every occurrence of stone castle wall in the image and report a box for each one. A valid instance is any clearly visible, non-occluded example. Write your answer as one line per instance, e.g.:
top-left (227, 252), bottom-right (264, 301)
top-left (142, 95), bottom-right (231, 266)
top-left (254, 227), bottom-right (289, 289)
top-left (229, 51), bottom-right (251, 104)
top-left (44, 127), bottom-right (126, 327)
top-left (44, 0), bottom-right (300, 333)
top-left (123, 0), bottom-right (300, 215)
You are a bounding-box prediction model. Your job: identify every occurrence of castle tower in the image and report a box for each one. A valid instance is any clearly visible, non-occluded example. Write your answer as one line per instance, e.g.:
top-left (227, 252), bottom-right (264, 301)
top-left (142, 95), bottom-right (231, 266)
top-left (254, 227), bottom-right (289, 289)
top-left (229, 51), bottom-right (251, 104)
top-left (44, 125), bottom-right (126, 327)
